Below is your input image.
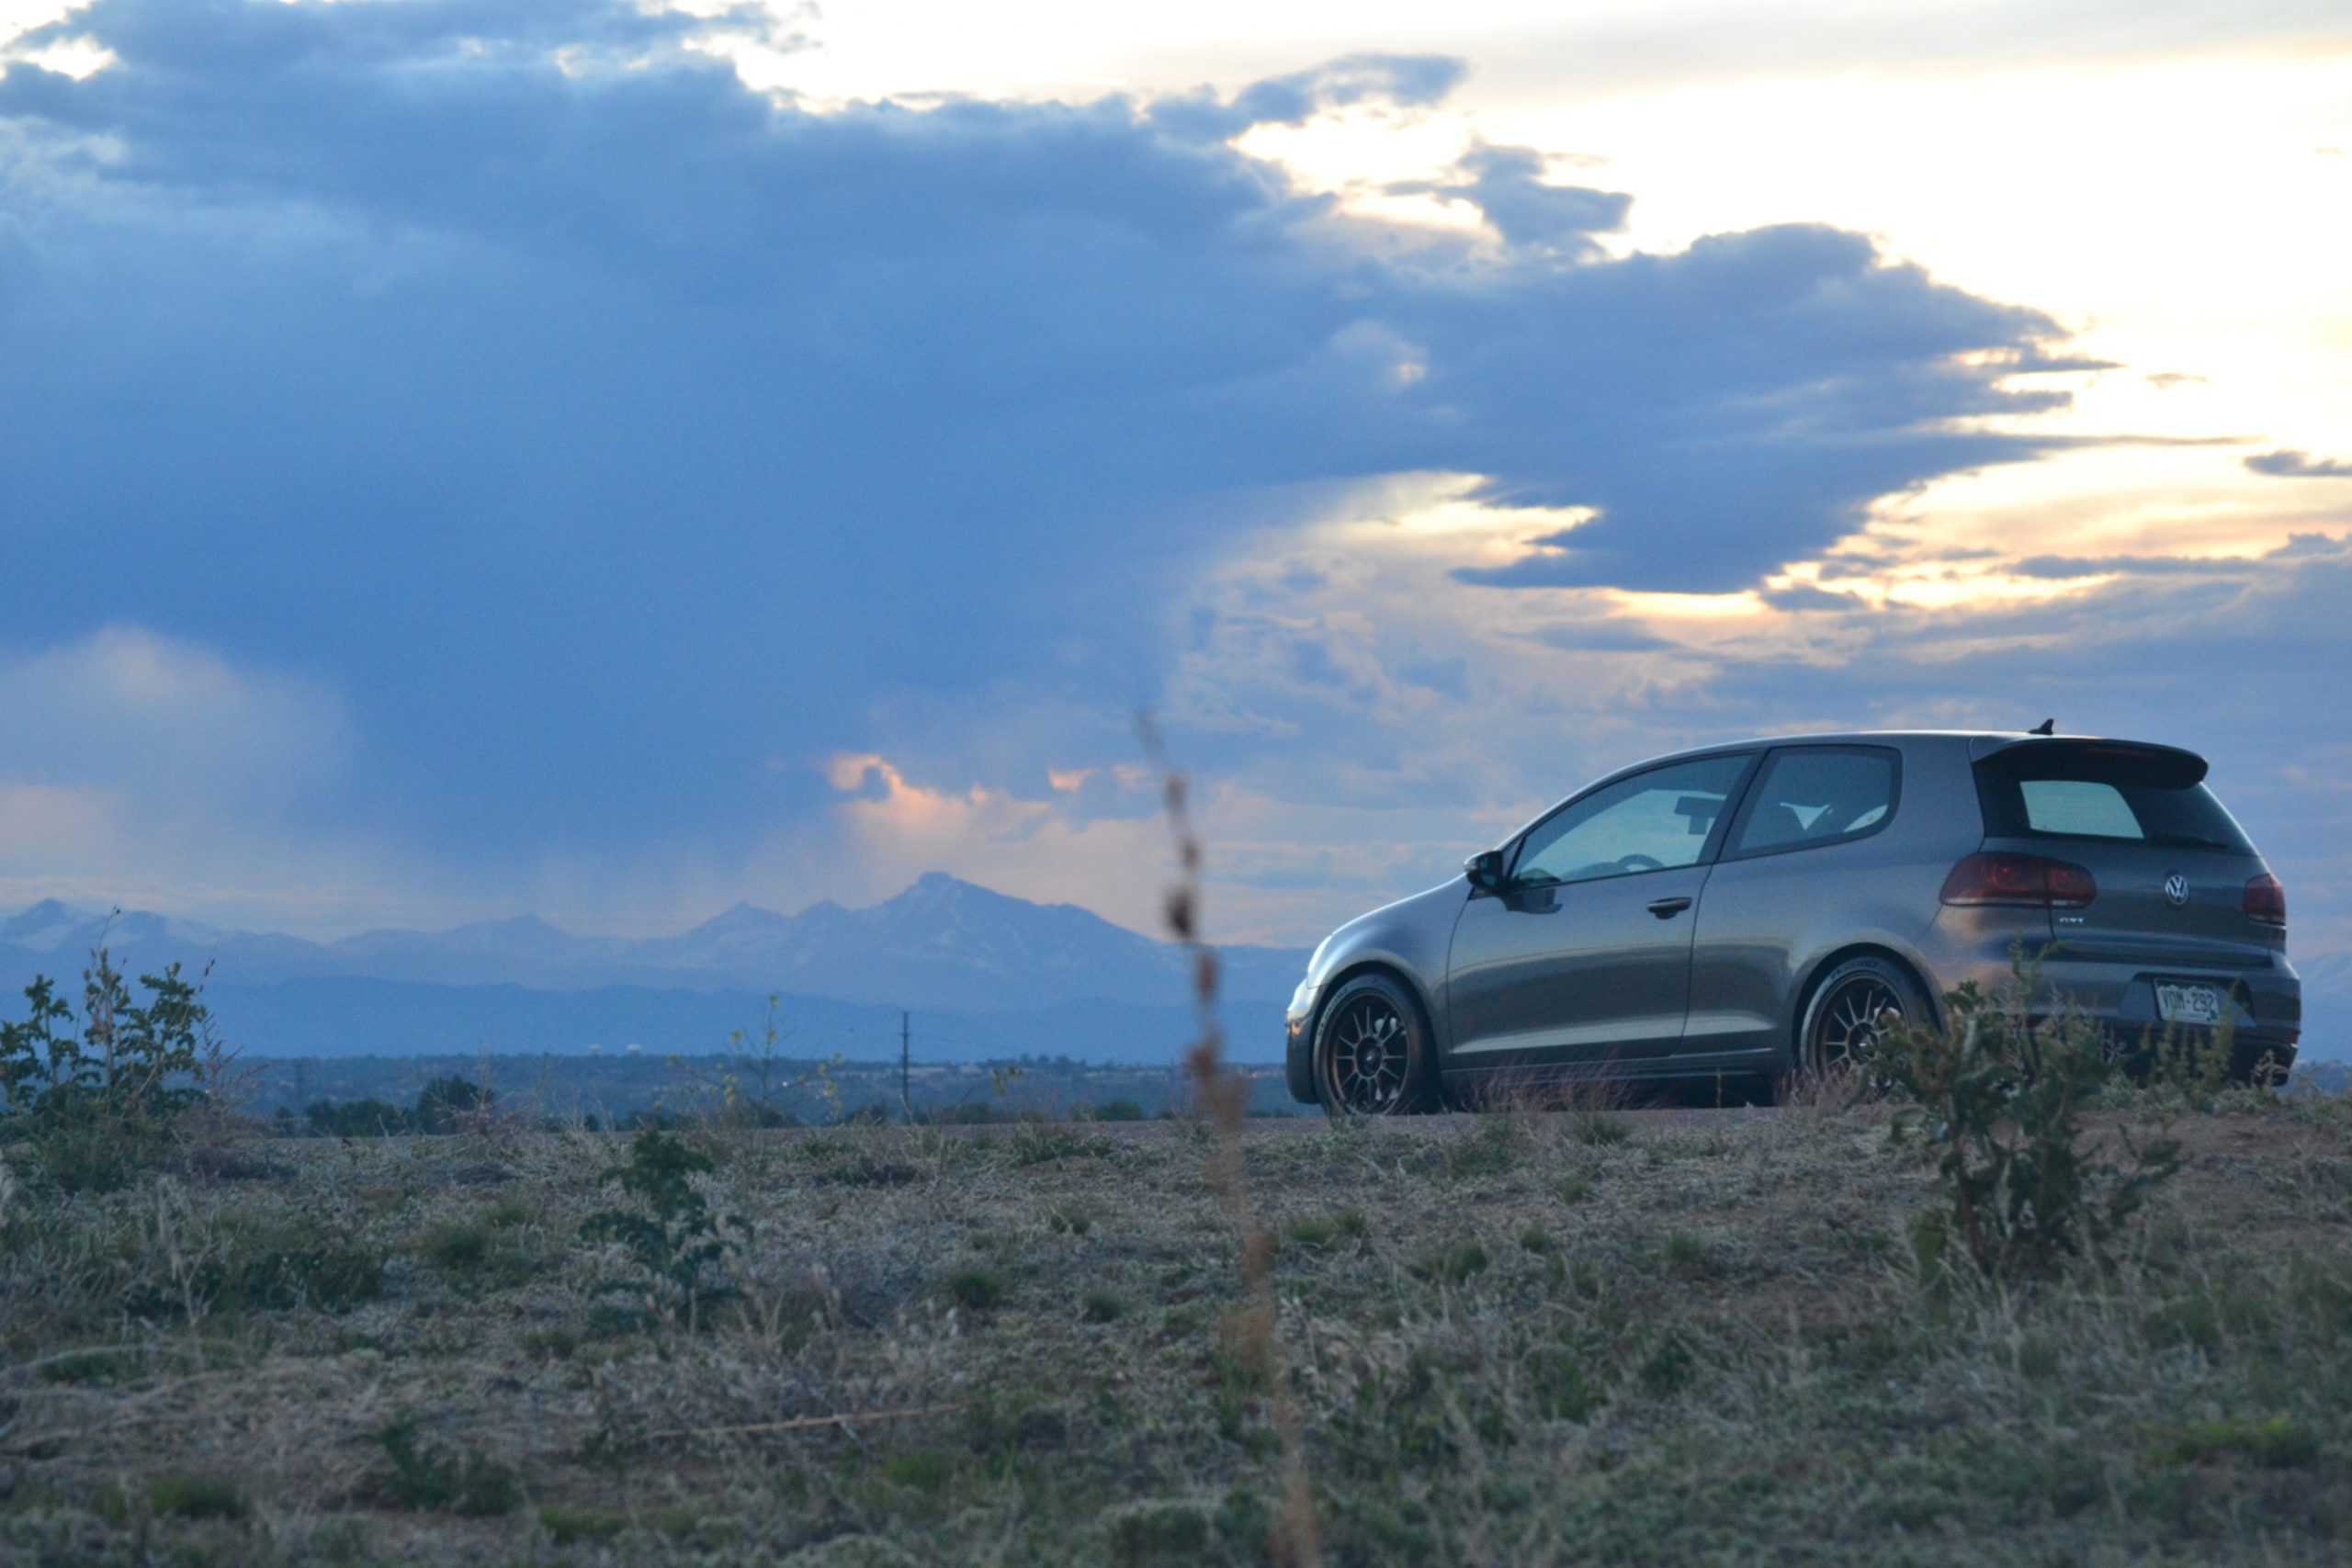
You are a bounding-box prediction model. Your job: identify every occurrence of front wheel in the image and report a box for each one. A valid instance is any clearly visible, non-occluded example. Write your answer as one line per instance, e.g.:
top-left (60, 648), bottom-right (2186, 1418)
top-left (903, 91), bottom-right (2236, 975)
top-left (1797, 954), bottom-right (1929, 1077)
top-left (1312, 973), bottom-right (1437, 1119)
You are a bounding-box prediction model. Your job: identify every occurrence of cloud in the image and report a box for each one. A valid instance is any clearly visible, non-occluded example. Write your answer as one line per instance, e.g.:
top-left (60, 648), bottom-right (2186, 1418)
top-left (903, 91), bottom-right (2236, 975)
top-left (1390, 141), bottom-right (1631, 260)
top-left (0, 0), bottom-right (2091, 924)
top-left (0, 626), bottom-right (352, 807)
top-left (1148, 52), bottom-right (1469, 141)
top-left (0, 626), bottom-right (439, 930)
top-left (1761, 583), bottom-right (1868, 611)
top-left (2007, 553), bottom-right (2261, 580)
top-left (2246, 449), bottom-right (2352, 479)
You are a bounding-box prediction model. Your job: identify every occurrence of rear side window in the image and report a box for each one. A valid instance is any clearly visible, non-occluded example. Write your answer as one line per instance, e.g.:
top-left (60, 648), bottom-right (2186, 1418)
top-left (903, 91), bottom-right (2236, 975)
top-left (1725, 746), bottom-right (1900, 858)
top-left (1975, 744), bottom-right (2253, 852)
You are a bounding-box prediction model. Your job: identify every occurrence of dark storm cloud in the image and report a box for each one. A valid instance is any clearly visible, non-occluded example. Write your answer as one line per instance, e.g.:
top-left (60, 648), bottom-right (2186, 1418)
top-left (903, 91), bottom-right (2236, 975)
top-left (1526, 622), bottom-right (1680, 653)
top-left (1148, 52), bottom-right (1470, 141)
top-left (1436, 224), bottom-right (2072, 591)
top-left (2008, 554), bottom-right (2264, 580)
top-left (1760, 583), bottom-right (1869, 611)
top-left (2246, 449), bottom-right (2352, 479)
top-left (0, 0), bottom-right (2073, 866)
top-left (1390, 142), bottom-right (1632, 259)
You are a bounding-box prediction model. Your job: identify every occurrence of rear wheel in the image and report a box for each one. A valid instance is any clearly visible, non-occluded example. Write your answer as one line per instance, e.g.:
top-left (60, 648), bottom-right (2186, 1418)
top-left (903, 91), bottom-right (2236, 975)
top-left (1798, 955), bottom-right (1929, 1077)
top-left (1313, 973), bottom-right (1436, 1119)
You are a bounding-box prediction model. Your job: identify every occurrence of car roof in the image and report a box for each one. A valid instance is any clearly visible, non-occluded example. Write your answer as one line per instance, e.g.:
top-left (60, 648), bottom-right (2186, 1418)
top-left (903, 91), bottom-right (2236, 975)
top-left (1608, 729), bottom-right (2207, 773)
top-left (1498, 730), bottom-right (2214, 849)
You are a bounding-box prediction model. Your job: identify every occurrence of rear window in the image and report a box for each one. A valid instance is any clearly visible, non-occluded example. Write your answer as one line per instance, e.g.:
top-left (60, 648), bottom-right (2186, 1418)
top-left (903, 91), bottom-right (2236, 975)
top-left (1975, 745), bottom-right (2252, 852)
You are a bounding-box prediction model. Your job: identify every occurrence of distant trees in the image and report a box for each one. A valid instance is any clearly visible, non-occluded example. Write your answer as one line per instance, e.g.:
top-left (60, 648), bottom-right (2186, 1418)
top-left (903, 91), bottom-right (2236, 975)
top-left (281, 1076), bottom-right (497, 1138)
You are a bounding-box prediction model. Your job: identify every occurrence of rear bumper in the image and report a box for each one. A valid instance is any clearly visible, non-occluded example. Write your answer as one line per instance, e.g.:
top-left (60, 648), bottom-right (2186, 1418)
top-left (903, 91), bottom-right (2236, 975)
top-left (1918, 926), bottom-right (2301, 1082)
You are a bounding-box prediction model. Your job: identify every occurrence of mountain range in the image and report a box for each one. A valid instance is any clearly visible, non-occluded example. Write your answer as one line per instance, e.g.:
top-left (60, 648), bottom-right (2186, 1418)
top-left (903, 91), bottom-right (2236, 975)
top-left (6, 879), bottom-right (2341, 1066)
top-left (0, 875), bottom-right (1314, 1066)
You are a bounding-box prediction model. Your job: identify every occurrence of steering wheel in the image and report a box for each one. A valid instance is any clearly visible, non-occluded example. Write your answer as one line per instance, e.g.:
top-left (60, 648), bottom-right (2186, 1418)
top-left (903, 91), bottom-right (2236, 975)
top-left (1615, 853), bottom-right (1666, 874)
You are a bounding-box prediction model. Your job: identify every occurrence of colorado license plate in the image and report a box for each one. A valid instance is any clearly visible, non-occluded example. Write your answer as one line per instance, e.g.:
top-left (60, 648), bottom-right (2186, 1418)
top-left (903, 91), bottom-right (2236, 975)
top-left (2154, 982), bottom-right (2224, 1026)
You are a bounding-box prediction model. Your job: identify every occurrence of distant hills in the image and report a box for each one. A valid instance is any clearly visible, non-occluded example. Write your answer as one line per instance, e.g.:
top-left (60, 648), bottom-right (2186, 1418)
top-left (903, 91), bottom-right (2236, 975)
top-left (6, 878), bottom-right (2340, 1066)
top-left (0, 875), bottom-right (1314, 1066)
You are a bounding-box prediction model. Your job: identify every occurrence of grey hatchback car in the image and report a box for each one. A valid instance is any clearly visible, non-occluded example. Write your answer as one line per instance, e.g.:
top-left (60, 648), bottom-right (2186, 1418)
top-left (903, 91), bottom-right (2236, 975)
top-left (1284, 731), bottom-right (2301, 1115)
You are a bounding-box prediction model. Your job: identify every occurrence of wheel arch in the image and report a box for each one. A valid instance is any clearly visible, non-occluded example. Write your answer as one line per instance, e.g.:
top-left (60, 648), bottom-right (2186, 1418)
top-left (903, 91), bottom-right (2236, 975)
top-left (1314, 958), bottom-right (1440, 1048)
top-left (1789, 942), bottom-right (1941, 1061)
top-left (1317, 949), bottom-right (1439, 1109)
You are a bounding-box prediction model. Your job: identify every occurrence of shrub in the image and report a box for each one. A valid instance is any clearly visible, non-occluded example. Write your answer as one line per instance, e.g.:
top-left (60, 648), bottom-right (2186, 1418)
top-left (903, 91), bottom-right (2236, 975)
top-left (1410, 1240), bottom-right (1489, 1286)
top-left (2146, 1415), bottom-right (2318, 1469)
top-left (1100, 1496), bottom-right (1214, 1565)
top-left (1661, 1230), bottom-right (1708, 1273)
top-left (1092, 1098), bottom-right (1148, 1122)
top-left (413, 1076), bottom-right (493, 1134)
top-left (97, 1471), bottom-right (248, 1523)
top-left (117, 1206), bottom-right (388, 1322)
top-left (1865, 965), bottom-right (2181, 1285)
top-left (368, 1417), bottom-right (524, 1515)
top-left (1283, 1209), bottom-right (1367, 1252)
top-left (580, 1129), bottom-right (738, 1324)
top-left (815, 1148), bottom-right (920, 1187)
top-left (1002, 1124), bottom-right (1114, 1167)
top-left (539, 1502), bottom-right (625, 1544)
top-left (417, 1213), bottom-right (532, 1288)
top-left (1570, 1108), bottom-right (1630, 1147)
top-left (0, 950), bottom-right (215, 1187)
top-left (419, 1219), bottom-right (492, 1275)
top-left (880, 1450), bottom-right (956, 1493)
top-left (303, 1098), bottom-right (414, 1137)
top-left (942, 1265), bottom-right (1007, 1311)
top-left (1442, 1117), bottom-right (1525, 1179)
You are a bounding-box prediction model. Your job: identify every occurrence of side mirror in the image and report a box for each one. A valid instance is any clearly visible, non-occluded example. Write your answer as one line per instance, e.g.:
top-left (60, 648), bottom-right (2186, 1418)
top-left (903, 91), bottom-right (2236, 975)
top-left (1464, 849), bottom-right (1506, 893)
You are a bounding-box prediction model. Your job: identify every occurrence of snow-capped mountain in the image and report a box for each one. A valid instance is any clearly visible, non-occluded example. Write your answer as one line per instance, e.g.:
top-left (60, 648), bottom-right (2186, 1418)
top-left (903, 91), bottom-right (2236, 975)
top-left (0, 877), bottom-right (1314, 1061)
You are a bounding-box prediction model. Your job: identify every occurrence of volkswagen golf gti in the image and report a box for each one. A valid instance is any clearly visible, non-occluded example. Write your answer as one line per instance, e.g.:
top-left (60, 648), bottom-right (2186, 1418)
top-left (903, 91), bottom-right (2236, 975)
top-left (1284, 731), bottom-right (2301, 1115)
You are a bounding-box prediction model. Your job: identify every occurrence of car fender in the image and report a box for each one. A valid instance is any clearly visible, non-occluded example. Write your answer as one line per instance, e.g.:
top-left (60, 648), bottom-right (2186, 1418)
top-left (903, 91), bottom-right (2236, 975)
top-left (1295, 879), bottom-right (1465, 1054)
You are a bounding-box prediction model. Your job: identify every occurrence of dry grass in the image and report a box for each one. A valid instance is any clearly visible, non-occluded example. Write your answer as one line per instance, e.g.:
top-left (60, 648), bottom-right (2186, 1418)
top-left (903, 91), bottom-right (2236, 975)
top-left (1, 1100), bottom-right (2349, 1564)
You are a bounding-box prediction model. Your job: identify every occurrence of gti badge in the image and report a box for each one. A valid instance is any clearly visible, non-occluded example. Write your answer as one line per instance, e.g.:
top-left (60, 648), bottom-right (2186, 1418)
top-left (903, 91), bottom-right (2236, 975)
top-left (2163, 873), bottom-right (2189, 908)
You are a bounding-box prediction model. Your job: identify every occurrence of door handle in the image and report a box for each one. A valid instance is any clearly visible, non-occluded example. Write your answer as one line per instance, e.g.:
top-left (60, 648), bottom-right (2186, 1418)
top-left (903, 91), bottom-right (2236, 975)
top-left (1645, 897), bottom-right (1693, 919)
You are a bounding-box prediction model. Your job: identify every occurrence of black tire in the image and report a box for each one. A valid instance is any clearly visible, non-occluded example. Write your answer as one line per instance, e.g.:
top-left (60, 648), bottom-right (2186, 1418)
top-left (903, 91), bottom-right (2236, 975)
top-left (1795, 954), bottom-right (1930, 1078)
top-left (1312, 972), bottom-right (1437, 1120)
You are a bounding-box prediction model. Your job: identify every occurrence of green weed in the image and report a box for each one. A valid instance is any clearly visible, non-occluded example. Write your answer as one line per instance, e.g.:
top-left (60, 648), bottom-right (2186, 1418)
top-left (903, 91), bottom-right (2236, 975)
top-left (368, 1417), bottom-right (524, 1516)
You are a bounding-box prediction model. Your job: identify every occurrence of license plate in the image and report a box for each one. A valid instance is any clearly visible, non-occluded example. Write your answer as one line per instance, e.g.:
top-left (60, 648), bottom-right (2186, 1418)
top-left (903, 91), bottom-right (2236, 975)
top-left (2154, 982), bottom-right (2224, 1026)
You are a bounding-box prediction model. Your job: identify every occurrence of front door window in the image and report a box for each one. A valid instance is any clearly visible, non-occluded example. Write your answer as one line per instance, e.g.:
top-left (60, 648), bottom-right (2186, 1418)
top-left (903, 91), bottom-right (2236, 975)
top-left (1510, 754), bottom-right (1753, 887)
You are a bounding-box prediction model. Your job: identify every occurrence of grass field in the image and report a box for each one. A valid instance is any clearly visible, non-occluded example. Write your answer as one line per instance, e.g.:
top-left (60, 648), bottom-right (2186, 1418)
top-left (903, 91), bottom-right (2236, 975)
top-left (4, 1091), bottom-right (2350, 1565)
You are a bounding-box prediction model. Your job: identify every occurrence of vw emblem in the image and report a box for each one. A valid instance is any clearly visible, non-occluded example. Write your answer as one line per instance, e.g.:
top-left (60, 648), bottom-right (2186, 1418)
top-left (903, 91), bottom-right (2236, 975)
top-left (2163, 873), bottom-right (2189, 908)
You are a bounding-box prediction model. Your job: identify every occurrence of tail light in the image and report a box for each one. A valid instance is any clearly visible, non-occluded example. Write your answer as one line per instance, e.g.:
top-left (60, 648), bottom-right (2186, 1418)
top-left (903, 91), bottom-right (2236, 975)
top-left (1940, 852), bottom-right (2098, 908)
top-left (2245, 873), bottom-right (2287, 927)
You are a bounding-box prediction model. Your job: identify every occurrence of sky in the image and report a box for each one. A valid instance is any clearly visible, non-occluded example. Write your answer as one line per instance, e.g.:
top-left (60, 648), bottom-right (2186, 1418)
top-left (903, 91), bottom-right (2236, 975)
top-left (1, 1), bottom-right (2349, 1019)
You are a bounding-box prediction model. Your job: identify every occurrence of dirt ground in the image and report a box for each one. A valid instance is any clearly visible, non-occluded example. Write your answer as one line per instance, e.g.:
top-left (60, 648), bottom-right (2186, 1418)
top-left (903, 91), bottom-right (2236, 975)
top-left (4, 1092), bottom-right (2350, 1565)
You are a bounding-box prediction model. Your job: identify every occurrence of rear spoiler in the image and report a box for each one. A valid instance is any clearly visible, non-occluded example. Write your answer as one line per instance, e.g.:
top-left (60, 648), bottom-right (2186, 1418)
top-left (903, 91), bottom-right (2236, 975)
top-left (1969, 735), bottom-right (2209, 789)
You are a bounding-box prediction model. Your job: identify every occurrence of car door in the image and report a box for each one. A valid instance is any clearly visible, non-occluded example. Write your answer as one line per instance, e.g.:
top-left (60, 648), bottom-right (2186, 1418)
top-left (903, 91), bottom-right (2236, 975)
top-left (1681, 744), bottom-right (1905, 1060)
top-left (1445, 752), bottom-right (1757, 1071)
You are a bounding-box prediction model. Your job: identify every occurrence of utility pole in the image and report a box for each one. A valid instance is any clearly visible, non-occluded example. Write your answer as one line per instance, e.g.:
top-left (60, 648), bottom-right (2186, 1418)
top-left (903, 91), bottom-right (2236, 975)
top-left (899, 1010), bottom-right (912, 1123)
